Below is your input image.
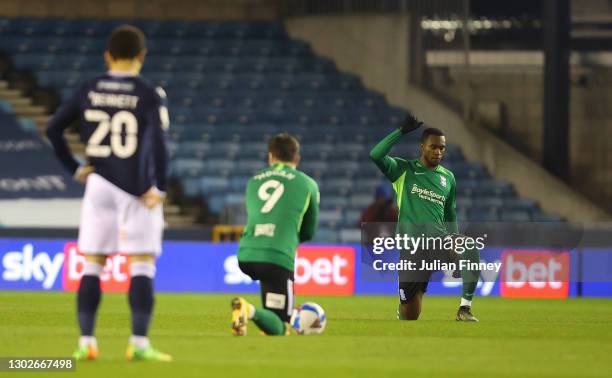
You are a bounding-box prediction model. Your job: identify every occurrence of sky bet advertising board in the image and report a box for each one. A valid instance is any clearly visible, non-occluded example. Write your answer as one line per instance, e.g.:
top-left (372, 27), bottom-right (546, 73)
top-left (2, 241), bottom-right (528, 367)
top-left (1, 238), bottom-right (610, 297)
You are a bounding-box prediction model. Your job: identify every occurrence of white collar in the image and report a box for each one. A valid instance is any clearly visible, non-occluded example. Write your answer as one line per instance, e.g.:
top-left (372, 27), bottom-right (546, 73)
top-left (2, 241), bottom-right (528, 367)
top-left (107, 70), bottom-right (138, 78)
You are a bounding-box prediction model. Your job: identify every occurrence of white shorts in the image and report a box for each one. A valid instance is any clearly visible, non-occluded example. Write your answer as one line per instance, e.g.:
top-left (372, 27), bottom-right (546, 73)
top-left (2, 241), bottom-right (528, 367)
top-left (78, 173), bottom-right (164, 256)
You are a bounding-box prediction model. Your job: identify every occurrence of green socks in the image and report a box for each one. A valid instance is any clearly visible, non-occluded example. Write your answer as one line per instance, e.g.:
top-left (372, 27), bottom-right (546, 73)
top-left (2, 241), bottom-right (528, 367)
top-left (397, 303), bottom-right (406, 320)
top-left (461, 247), bottom-right (480, 301)
top-left (252, 308), bottom-right (286, 336)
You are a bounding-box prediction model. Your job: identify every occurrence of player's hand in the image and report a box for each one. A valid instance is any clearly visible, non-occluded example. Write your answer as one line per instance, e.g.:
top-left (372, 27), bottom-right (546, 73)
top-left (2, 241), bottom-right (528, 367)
top-left (73, 165), bottom-right (95, 184)
top-left (140, 186), bottom-right (166, 209)
top-left (399, 113), bottom-right (424, 134)
top-left (443, 233), bottom-right (465, 256)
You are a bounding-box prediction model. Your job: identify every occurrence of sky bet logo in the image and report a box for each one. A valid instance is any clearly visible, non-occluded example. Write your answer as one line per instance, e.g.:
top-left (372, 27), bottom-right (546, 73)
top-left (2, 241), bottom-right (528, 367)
top-left (500, 250), bottom-right (570, 298)
top-left (0, 242), bottom-right (129, 291)
top-left (1, 243), bottom-right (64, 290)
top-left (62, 242), bottom-right (129, 292)
top-left (223, 246), bottom-right (356, 296)
top-left (293, 246), bottom-right (355, 296)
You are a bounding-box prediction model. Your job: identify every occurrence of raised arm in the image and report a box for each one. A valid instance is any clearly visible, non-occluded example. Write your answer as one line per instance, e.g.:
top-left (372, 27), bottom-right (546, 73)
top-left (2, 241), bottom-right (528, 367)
top-left (369, 114), bottom-right (423, 182)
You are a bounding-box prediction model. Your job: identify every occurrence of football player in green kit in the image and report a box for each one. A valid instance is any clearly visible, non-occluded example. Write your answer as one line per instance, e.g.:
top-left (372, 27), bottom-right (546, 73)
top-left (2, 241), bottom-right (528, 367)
top-left (370, 115), bottom-right (480, 322)
top-left (231, 133), bottom-right (319, 336)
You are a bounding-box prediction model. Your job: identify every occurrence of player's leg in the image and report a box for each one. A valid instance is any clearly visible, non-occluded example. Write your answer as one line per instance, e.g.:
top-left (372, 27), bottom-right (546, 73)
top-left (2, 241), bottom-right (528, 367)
top-left (457, 246), bottom-right (480, 322)
top-left (255, 273), bottom-right (293, 335)
top-left (73, 173), bottom-right (117, 360)
top-left (397, 247), bottom-right (431, 321)
top-left (74, 254), bottom-right (106, 360)
top-left (124, 254), bottom-right (170, 361)
top-left (398, 282), bottom-right (427, 320)
top-left (233, 262), bottom-right (292, 336)
top-left (119, 191), bottom-right (171, 361)
top-left (230, 261), bottom-right (258, 336)
top-left (231, 296), bottom-right (286, 336)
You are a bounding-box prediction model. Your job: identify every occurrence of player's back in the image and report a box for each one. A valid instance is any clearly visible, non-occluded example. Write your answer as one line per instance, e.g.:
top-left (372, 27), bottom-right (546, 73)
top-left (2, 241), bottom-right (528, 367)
top-left (238, 163), bottom-right (318, 270)
top-left (75, 73), bottom-right (168, 196)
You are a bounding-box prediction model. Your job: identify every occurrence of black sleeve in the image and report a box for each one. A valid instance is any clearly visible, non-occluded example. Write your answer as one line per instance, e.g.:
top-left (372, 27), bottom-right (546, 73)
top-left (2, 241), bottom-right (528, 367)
top-left (45, 90), bottom-right (82, 175)
top-left (147, 87), bottom-right (170, 192)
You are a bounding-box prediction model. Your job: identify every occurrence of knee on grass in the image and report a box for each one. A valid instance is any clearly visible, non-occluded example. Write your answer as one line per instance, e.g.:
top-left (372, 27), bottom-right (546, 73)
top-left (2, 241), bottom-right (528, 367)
top-left (399, 305), bottom-right (420, 321)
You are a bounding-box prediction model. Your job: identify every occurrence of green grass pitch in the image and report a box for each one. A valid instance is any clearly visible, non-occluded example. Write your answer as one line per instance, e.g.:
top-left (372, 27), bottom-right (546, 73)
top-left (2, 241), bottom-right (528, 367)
top-left (0, 292), bottom-right (611, 377)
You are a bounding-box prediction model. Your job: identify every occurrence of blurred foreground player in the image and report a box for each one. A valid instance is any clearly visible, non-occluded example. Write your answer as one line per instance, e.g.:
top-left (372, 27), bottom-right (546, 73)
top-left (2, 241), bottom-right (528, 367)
top-left (46, 25), bottom-right (172, 360)
top-left (232, 133), bottom-right (319, 336)
top-left (369, 115), bottom-right (480, 322)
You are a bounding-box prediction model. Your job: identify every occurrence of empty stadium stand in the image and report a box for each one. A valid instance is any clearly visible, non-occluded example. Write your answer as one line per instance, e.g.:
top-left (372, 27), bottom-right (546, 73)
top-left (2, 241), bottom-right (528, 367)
top-left (0, 103), bottom-right (82, 199)
top-left (0, 17), bottom-right (563, 241)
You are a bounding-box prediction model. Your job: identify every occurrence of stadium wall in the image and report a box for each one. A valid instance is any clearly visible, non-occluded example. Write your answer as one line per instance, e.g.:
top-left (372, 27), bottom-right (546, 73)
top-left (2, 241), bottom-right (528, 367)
top-left (0, 199), bottom-right (80, 227)
top-left (0, 0), bottom-right (278, 20)
top-left (285, 15), bottom-right (611, 222)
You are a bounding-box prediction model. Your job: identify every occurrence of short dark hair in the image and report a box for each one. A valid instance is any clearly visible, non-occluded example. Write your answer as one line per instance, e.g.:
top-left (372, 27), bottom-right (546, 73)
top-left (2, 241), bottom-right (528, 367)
top-left (107, 25), bottom-right (146, 60)
top-left (268, 133), bottom-right (300, 162)
top-left (421, 127), bottom-right (445, 143)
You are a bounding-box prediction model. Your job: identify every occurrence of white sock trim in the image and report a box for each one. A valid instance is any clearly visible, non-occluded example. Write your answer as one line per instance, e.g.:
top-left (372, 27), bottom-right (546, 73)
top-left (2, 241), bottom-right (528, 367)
top-left (79, 336), bottom-right (97, 348)
top-left (460, 298), bottom-right (472, 307)
top-left (129, 262), bottom-right (156, 278)
top-left (129, 335), bottom-right (150, 349)
top-left (83, 262), bottom-right (103, 277)
top-left (248, 304), bottom-right (256, 320)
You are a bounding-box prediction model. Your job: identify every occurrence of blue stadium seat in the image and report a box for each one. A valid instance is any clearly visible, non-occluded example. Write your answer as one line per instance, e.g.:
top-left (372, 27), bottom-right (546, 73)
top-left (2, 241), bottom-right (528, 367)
top-left (206, 193), bottom-right (226, 214)
top-left (206, 143), bottom-right (240, 157)
top-left (444, 144), bottom-right (463, 160)
top-left (447, 161), bottom-right (488, 179)
top-left (500, 210), bottom-right (531, 222)
top-left (234, 160), bottom-right (266, 175)
top-left (17, 117), bottom-right (37, 133)
top-left (199, 177), bottom-right (230, 193)
top-left (170, 159), bottom-right (205, 177)
top-left (475, 180), bottom-right (514, 197)
top-left (456, 196), bottom-right (474, 208)
top-left (181, 177), bottom-right (202, 196)
top-left (479, 197), bottom-right (504, 208)
top-left (321, 196), bottom-right (349, 209)
top-left (468, 207), bottom-right (499, 222)
top-left (531, 212), bottom-right (564, 222)
top-left (349, 194), bottom-right (372, 209)
top-left (318, 210), bottom-right (343, 228)
top-left (1, 17), bottom-right (562, 226)
top-left (204, 159), bottom-right (235, 175)
top-left (313, 228), bottom-right (338, 243)
top-left (343, 209), bottom-right (362, 228)
top-left (352, 179), bottom-right (385, 195)
top-left (456, 179), bottom-right (478, 197)
top-left (332, 161), bottom-right (360, 173)
top-left (224, 193), bottom-right (245, 206)
top-left (333, 143), bottom-right (365, 155)
top-left (300, 161), bottom-right (328, 175)
top-left (353, 166), bottom-right (384, 180)
top-left (173, 141), bottom-right (209, 159)
top-left (323, 178), bottom-right (353, 192)
top-left (503, 197), bottom-right (538, 212)
top-left (229, 177), bottom-right (250, 191)
top-left (339, 229), bottom-right (361, 243)
top-left (0, 99), bottom-right (13, 113)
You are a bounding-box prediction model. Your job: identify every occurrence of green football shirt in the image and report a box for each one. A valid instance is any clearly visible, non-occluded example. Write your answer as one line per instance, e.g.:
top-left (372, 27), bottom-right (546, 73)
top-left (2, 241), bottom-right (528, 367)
top-left (238, 163), bottom-right (320, 271)
top-left (370, 129), bottom-right (458, 237)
